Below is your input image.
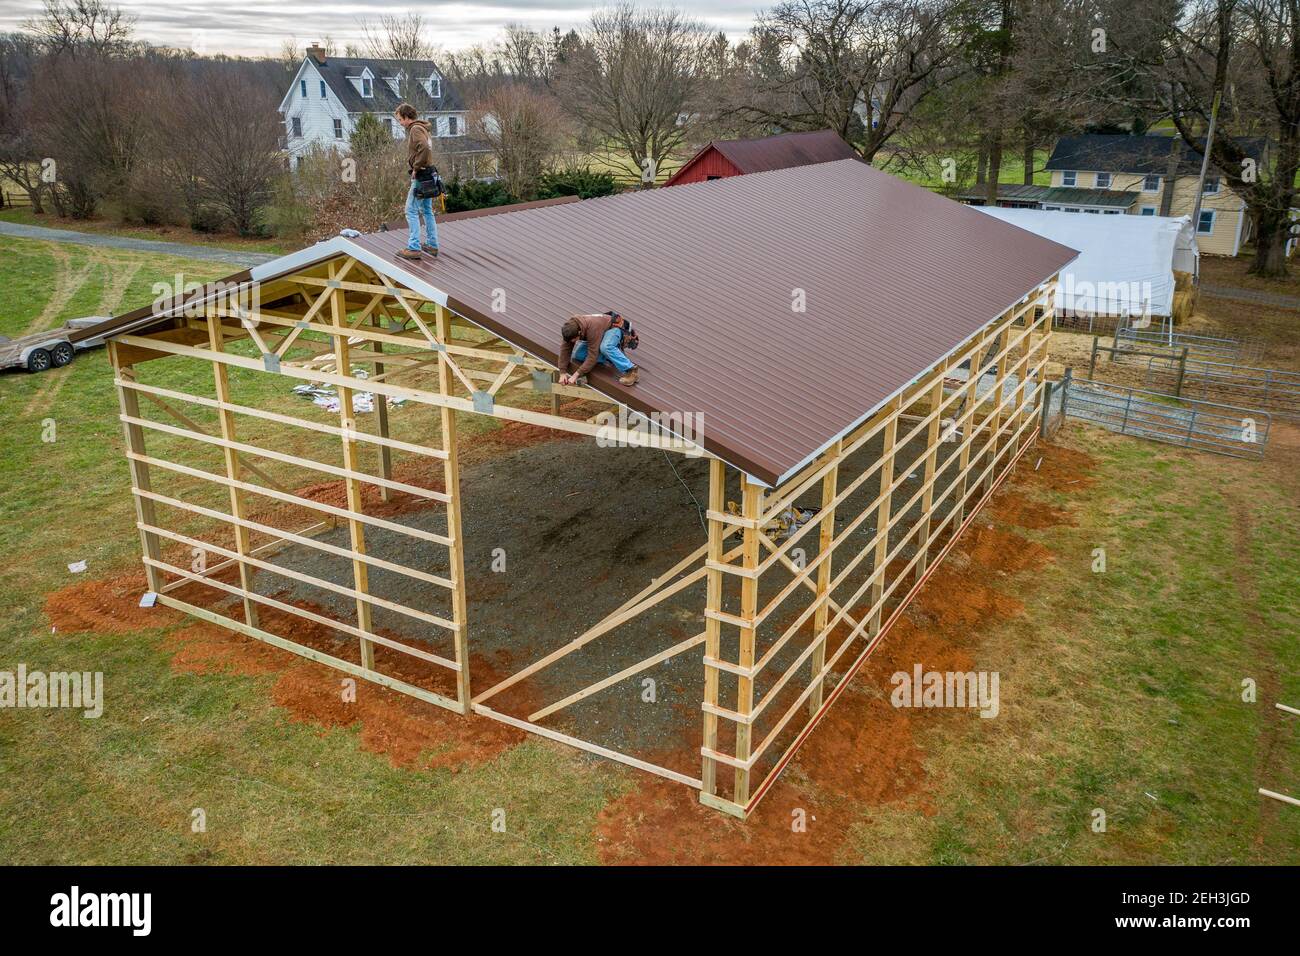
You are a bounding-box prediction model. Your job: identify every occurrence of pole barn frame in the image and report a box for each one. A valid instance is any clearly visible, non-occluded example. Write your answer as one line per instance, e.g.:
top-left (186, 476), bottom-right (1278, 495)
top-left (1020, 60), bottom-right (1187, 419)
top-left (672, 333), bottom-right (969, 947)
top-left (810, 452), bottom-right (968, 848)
top-left (102, 244), bottom-right (1057, 819)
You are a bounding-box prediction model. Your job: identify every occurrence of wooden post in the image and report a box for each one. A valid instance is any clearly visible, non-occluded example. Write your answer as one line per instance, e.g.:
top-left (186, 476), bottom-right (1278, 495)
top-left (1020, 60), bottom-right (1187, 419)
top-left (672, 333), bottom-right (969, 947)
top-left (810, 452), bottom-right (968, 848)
top-left (110, 343), bottom-right (165, 594)
top-left (700, 458), bottom-right (726, 797)
top-left (869, 398), bottom-right (900, 635)
top-left (435, 303), bottom-right (472, 712)
top-left (206, 312), bottom-right (261, 628)
top-left (955, 342), bottom-right (987, 524)
top-left (733, 479), bottom-right (763, 805)
top-left (371, 314), bottom-right (393, 502)
top-left (328, 262), bottom-right (376, 671)
top-left (808, 440), bottom-right (841, 714)
top-left (915, 374), bottom-right (946, 580)
top-left (985, 322), bottom-right (1014, 494)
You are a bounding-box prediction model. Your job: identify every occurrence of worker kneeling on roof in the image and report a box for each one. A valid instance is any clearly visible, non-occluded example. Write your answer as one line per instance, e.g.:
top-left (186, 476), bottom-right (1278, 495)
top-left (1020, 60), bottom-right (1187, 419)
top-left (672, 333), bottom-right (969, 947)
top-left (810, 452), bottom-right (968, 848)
top-left (558, 311), bottom-right (639, 387)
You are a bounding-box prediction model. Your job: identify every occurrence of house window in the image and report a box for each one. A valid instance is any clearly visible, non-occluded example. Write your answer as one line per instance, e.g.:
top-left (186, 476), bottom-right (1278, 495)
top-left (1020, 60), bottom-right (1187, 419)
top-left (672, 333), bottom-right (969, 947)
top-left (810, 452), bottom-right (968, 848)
top-left (333, 118), bottom-right (343, 139)
top-left (384, 117), bottom-right (393, 134)
top-left (1084, 208), bottom-right (1100, 214)
top-left (1203, 176), bottom-right (1221, 194)
top-left (299, 79), bottom-right (307, 97)
top-left (1197, 209), bottom-right (1216, 234)
top-left (362, 77), bottom-right (372, 97)
top-left (1103, 209), bottom-right (1120, 215)
top-left (1095, 172), bottom-right (1111, 188)
top-left (320, 80), bottom-right (327, 98)
top-left (291, 116), bottom-right (302, 137)
top-left (1143, 174), bottom-right (1160, 192)
top-left (1061, 170), bottom-right (1077, 187)
top-left (1140, 207), bottom-right (1156, 216)
top-left (1043, 205), bottom-right (1061, 211)
top-left (1062, 207), bottom-right (1081, 213)
top-left (448, 116), bottom-right (458, 135)
top-left (428, 75), bottom-right (441, 97)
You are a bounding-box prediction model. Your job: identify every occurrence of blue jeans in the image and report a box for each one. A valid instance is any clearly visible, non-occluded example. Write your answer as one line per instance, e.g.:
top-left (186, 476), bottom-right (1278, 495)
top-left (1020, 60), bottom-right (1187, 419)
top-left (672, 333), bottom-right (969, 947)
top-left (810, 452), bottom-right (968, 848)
top-left (572, 328), bottom-right (636, 374)
top-left (406, 181), bottom-right (438, 251)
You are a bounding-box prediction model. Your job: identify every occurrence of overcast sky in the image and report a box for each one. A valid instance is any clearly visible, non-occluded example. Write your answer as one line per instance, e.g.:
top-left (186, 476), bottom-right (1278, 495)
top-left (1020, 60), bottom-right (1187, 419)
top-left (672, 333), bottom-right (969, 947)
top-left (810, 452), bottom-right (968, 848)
top-left (0, 1), bottom-right (761, 57)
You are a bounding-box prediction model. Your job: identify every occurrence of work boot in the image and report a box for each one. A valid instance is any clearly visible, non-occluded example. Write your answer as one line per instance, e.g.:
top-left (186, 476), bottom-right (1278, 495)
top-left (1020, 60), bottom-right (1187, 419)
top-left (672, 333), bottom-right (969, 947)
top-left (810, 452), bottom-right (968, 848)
top-left (396, 248), bottom-right (421, 261)
top-left (619, 367), bottom-right (639, 386)
top-left (421, 244), bottom-right (439, 257)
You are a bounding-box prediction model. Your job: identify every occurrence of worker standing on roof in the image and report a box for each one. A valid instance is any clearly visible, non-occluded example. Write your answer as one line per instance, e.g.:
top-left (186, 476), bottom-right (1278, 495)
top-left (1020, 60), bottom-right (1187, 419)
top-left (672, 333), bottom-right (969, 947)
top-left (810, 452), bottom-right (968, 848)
top-left (395, 103), bottom-right (440, 261)
top-left (558, 311), bottom-right (639, 387)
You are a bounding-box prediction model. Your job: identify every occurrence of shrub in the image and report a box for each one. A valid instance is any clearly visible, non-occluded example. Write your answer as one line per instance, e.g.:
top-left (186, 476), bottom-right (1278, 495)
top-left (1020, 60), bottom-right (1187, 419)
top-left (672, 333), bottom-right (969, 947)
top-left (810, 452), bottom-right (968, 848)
top-left (443, 178), bottom-right (516, 212)
top-left (538, 166), bottom-right (620, 199)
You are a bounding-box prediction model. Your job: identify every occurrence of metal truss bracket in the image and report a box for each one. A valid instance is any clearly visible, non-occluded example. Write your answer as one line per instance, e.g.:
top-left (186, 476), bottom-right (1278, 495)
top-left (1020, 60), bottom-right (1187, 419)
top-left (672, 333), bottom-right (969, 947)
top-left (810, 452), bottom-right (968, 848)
top-left (472, 391), bottom-right (495, 413)
top-left (531, 369), bottom-right (553, 393)
top-left (262, 353), bottom-right (281, 373)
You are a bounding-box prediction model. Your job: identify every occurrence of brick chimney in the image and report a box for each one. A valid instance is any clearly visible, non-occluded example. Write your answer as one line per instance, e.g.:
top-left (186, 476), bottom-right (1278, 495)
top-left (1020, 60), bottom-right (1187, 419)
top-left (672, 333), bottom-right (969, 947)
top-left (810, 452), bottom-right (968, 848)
top-left (306, 43), bottom-right (326, 65)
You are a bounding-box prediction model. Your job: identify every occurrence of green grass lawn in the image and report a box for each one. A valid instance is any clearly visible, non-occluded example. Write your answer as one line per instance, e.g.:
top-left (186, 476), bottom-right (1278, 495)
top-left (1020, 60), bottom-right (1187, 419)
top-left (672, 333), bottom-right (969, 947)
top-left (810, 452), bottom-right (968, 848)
top-left (0, 233), bottom-right (1296, 864)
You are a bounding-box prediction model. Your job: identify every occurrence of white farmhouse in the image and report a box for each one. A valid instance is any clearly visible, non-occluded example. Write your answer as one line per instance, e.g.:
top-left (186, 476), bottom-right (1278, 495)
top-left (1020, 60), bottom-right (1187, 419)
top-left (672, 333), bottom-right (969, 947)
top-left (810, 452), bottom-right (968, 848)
top-left (278, 44), bottom-right (495, 180)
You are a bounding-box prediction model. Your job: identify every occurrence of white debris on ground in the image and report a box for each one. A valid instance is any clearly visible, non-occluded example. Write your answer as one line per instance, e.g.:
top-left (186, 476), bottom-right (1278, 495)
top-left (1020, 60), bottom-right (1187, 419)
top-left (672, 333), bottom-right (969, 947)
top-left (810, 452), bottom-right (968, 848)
top-left (291, 365), bottom-right (407, 414)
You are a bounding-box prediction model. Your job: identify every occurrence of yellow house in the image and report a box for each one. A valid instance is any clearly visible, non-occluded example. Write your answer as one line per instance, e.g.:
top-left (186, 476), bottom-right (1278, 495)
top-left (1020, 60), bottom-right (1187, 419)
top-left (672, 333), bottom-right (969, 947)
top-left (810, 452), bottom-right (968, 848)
top-left (1044, 134), bottom-right (1268, 256)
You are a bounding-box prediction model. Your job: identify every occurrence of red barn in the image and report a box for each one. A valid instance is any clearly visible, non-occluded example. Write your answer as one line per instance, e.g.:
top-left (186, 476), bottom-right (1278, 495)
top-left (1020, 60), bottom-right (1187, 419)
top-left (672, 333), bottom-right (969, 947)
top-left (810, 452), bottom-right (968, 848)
top-left (664, 129), bottom-right (862, 187)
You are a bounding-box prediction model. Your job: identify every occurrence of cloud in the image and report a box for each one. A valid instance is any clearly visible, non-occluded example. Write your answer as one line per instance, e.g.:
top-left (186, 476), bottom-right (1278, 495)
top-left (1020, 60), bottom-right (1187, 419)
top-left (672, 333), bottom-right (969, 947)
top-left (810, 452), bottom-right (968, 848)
top-left (0, 0), bottom-right (758, 56)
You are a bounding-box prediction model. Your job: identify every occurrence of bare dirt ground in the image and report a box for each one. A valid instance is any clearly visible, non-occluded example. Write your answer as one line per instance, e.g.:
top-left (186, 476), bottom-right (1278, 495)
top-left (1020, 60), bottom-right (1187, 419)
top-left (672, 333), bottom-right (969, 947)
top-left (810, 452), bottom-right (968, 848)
top-left (43, 422), bottom-right (1091, 864)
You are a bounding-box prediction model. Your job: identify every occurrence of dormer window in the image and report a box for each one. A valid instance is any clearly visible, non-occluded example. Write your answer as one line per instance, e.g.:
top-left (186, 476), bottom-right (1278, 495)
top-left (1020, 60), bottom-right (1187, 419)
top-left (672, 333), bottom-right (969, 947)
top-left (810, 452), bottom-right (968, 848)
top-left (426, 74), bottom-right (441, 98)
top-left (1061, 170), bottom-right (1077, 187)
top-left (362, 77), bottom-right (372, 97)
top-left (1095, 172), bottom-right (1111, 188)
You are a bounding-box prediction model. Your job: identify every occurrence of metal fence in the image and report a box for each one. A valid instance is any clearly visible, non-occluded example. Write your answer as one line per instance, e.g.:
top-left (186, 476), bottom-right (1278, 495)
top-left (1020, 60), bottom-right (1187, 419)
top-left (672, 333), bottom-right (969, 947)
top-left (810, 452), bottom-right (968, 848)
top-left (1142, 355), bottom-right (1300, 422)
top-left (1117, 326), bottom-right (1264, 363)
top-left (1061, 378), bottom-right (1270, 459)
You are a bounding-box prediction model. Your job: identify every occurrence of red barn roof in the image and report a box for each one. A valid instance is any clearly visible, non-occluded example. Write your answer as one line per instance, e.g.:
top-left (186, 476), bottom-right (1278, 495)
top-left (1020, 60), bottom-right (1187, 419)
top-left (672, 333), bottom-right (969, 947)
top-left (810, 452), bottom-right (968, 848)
top-left (665, 129), bottom-right (862, 186)
top-left (89, 159), bottom-right (1076, 486)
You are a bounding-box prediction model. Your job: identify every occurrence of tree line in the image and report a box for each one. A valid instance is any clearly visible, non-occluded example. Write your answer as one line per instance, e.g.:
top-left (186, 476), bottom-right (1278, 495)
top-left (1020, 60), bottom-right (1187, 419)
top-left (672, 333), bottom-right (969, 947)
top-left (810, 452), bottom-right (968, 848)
top-left (0, 0), bottom-right (1296, 275)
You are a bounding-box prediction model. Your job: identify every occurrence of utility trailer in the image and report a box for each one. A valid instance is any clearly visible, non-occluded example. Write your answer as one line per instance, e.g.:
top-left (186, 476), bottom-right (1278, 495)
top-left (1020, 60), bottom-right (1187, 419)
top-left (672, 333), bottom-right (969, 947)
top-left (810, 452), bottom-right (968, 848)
top-left (0, 316), bottom-right (110, 373)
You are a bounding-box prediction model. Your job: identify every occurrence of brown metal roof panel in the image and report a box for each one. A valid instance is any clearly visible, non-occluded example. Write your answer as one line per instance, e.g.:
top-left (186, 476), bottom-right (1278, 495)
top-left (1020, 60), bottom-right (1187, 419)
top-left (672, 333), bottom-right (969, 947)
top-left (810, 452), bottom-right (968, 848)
top-left (711, 129), bottom-right (863, 174)
top-left (348, 158), bottom-right (1076, 484)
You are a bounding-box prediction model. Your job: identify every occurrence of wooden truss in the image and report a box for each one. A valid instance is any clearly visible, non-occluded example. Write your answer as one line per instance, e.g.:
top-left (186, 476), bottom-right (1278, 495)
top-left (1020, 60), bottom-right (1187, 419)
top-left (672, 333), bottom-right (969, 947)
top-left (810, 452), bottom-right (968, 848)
top-left (107, 249), bottom-right (1056, 817)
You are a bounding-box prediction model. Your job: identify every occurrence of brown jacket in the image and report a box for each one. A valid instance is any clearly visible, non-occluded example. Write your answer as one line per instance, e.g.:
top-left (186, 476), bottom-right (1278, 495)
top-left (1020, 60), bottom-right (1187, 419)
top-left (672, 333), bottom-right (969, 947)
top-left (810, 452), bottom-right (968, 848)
top-left (558, 313), bottom-right (615, 376)
top-left (406, 119), bottom-right (433, 175)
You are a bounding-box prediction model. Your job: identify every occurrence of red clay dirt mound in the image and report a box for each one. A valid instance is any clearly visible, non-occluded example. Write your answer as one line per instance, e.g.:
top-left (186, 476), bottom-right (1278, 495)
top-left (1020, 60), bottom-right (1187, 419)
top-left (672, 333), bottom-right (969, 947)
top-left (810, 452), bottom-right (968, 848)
top-left (44, 570), bottom-right (181, 635)
top-left (164, 607), bottom-right (530, 771)
top-left (594, 442), bottom-right (1091, 864)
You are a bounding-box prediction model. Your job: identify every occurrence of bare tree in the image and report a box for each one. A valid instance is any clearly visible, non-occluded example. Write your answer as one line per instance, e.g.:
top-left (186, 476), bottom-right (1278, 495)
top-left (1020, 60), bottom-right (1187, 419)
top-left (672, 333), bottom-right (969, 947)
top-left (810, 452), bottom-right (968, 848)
top-left (730, 0), bottom-right (967, 161)
top-left (361, 12), bottom-right (439, 102)
top-left (1092, 0), bottom-right (1300, 275)
top-left (471, 84), bottom-right (570, 199)
top-left (0, 33), bottom-right (45, 211)
top-left (28, 52), bottom-right (155, 217)
top-left (554, 4), bottom-right (712, 182)
top-left (22, 0), bottom-right (135, 58)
